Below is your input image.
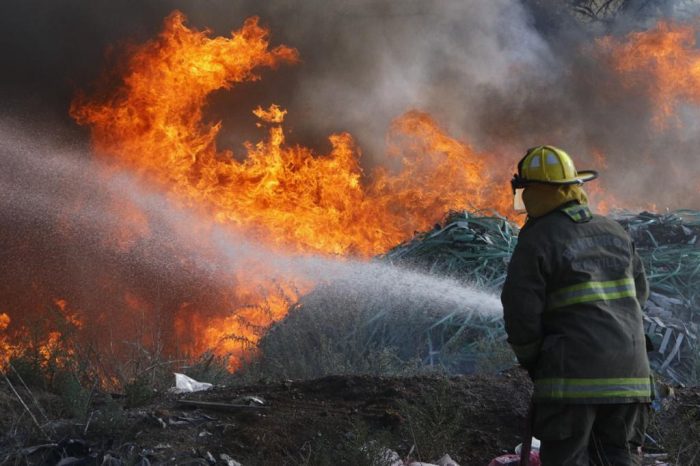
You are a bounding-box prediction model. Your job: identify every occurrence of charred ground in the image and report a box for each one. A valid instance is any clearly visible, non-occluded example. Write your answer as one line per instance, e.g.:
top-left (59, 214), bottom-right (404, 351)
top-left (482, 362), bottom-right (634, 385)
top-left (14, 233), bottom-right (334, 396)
top-left (1, 371), bottom-right (532, 465)
top-left (3, 369), bottom-right (698, 466)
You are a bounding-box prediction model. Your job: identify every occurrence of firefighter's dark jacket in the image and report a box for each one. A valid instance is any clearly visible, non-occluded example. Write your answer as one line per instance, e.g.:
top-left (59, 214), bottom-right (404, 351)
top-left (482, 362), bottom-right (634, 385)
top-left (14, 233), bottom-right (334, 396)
top-left (501, 203), bottom-right (651, 404)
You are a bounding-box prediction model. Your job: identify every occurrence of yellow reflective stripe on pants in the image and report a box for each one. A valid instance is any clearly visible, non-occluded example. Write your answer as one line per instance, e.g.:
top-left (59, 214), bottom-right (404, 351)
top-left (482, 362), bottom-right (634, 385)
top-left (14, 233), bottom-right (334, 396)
top-left (534, 377), bottom-right (651, 400)
top-left (547, 277), bottom-right (636, 310)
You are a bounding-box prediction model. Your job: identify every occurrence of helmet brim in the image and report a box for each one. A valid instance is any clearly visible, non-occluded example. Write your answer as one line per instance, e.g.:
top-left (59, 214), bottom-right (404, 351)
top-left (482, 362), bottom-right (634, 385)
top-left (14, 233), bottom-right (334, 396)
top-left (576, 170), bottom-right (598, 183)
top-left (512, 169), bottom-right (598, 190)
top-left (541, 170), bottom-right (598, 185)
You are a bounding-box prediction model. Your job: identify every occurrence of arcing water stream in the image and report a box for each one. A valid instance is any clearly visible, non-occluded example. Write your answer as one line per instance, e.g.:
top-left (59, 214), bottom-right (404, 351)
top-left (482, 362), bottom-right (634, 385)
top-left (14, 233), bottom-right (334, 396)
top-left (0, 116), bottom-right (503, 372)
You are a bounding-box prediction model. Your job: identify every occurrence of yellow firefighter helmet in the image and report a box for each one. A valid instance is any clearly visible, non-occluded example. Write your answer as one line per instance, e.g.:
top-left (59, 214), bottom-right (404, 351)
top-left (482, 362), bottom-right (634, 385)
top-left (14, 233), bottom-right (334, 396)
top-left (511, 145), bottom-right (598, 192)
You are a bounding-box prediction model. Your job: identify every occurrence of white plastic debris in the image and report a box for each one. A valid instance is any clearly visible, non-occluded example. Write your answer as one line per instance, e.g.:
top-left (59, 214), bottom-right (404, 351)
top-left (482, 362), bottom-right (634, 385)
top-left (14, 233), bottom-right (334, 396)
top-left (219, 453), bottom-right (242, 466)
top-left (169, 373), bottom-right (213, 393)
top-left (370, 446), bottom-right (460, 466)
top-left (514, 437), bottom-right (541, 454)
top-left (375, 448), bottom-right (403, 466)
top-left (232, 395), bottom-right (265, 406)
top-left (436, 454), bottom-right (460, 466)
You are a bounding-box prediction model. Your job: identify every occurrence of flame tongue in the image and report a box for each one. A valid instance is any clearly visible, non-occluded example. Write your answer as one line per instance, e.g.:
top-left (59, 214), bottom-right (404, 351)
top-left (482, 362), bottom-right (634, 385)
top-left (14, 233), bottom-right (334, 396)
top-left (65, 11), bottom-right (511, 370)
top-left (0, 313), bottom-right (11, 371)
top-left (70, 12), bottom-right (299, 177)
top-left (598, 20), bottom-right (700, 126)
top-left (70, 12), bottom-right (509, 256)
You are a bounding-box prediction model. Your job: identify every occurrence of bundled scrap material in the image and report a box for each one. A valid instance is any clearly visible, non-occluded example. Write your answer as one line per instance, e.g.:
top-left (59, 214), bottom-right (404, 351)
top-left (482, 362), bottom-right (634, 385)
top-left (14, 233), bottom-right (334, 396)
top-left (256, 275), bottom-right (506, 378)
top-left (375, 211), bottom-right (519, 371)
top-left (615, 210), bottom-right (700, 385)
top-left (615, 210), bottom-right (700, 313)
top-left (383, 209), bottom-right (699, 383)
top-left (362, 211), bottom-right (516, 373)
top-left (258, 209), bottom-right (699, 383)
top-left (381, 211), bottom-right (518, 292)
top-left (255, 211), bottom-right (517, 379)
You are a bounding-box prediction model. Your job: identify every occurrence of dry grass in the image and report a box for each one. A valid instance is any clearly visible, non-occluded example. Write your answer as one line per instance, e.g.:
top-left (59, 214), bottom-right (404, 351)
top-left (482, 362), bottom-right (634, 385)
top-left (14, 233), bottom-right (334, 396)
top-left (237, 280), bottom-right (508, 383)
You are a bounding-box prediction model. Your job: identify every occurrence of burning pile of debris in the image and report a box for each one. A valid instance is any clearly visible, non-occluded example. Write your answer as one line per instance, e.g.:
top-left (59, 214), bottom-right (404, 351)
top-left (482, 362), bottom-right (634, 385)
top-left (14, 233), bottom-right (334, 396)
top-left (258, 209), bottom-right (699, 385)
top-left (248, 211), bottom-right (515, 380)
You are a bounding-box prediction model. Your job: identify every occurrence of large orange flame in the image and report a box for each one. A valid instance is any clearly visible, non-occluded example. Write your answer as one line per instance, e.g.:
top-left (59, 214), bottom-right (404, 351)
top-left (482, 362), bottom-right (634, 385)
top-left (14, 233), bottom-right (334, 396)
top-left (597, 20), bottom-right (700, 127)
top-left (67, 11), bottom-right (510, 369)
top-left (71, 11), bottom-right (510, 257)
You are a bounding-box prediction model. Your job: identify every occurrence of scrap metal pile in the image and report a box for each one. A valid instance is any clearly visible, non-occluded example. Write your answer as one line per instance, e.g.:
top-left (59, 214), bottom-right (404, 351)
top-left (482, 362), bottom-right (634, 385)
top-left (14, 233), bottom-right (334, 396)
top-left (382, 209), bottom-right (700, 385)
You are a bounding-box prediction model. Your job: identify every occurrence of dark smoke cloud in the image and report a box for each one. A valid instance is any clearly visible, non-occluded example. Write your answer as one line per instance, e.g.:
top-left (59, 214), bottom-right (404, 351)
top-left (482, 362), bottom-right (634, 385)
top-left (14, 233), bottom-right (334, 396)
top-left (1, 0), bottom-right (699, 209)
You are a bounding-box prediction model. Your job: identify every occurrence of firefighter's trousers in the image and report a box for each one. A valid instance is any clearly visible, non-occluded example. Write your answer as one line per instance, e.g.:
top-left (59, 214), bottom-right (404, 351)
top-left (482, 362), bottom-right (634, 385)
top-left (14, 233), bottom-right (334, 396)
top-left (533, 402), bottom-right (650, 466)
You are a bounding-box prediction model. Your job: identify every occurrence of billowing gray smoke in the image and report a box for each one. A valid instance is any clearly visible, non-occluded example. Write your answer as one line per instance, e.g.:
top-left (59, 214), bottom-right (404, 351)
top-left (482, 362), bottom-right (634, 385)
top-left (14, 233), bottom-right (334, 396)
top-left (2, 0), bottom-right (699, 209)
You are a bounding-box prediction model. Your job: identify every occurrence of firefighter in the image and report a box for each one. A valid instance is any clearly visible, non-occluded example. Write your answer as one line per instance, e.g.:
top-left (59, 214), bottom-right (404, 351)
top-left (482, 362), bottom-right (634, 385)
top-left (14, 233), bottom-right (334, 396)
top-left (501, 145), bottom-right (651, 466)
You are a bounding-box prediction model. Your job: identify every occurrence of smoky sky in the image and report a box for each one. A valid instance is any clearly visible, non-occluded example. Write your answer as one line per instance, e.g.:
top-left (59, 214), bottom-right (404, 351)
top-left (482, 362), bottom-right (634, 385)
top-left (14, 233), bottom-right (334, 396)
top-left (1, 0), bottom-right (700, 209)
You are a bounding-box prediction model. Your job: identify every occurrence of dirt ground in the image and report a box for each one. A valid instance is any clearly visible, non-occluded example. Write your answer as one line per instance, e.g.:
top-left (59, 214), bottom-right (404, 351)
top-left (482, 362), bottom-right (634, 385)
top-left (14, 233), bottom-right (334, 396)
top-left (2, 371), bottom-right (533, 466)
top-left (5, 369), bottom-right (696, 465)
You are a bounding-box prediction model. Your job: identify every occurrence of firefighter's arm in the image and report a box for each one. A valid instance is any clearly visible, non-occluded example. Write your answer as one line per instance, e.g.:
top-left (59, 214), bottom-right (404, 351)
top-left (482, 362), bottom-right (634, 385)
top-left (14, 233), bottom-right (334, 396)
top-left (632, 242), bottom-right (649, 307)
top-left (501, 241), bottom-right (547, 371)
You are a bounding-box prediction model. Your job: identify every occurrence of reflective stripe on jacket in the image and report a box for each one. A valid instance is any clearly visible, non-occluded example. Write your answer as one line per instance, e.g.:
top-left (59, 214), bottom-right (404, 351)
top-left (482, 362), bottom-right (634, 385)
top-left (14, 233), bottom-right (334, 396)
top-left (501, 202), bottom-right (651, 404)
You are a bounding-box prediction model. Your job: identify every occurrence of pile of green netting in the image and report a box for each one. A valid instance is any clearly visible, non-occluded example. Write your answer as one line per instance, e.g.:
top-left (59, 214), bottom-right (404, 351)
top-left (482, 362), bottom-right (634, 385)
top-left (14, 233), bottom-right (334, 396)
top-left (616, 210), bottom-right (700, 311)
top-left (380, 211), bottom-right (518, 292)
top-left (255, 209), bottom-right (699, 384)
top-left (615, 210), bottom-right (700, 385)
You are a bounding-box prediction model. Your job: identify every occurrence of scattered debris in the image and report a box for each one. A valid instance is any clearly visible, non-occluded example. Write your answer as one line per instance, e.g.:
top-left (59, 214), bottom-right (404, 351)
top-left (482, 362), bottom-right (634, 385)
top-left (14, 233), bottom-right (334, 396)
top-left (488, 452), bottom-right (540, 466)
top-left (514, 437), bottom-right (541, 455)
top-left (374, 447), bottom-right (403, 466)
top-left (219, 453), bottom-right (242, 466)
top-left (175, 399), bottom-right (268, 411)
top-left (231, 395), bottom-right (265, 406)
top-left (435, 453), bottom-right (460, 466)
top-left (346, 453), bottom-right (457, 466)
top-left (170, 373), bottom-right (213, 394)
